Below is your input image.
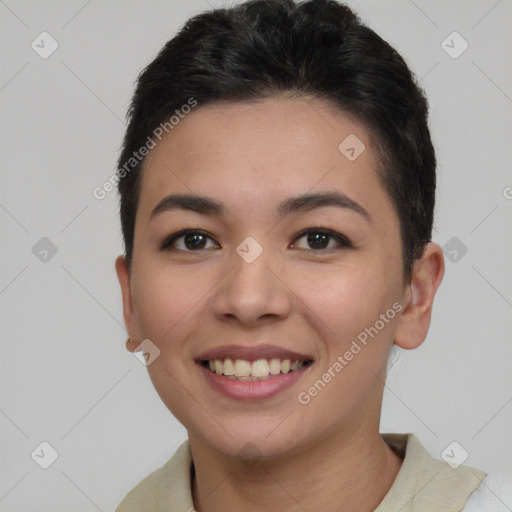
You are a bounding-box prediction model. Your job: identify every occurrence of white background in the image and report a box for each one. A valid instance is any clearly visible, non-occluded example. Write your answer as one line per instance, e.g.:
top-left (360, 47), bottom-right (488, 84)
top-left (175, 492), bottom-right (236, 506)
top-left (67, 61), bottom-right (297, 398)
top-left (1, 0), bottom-right (511, 510)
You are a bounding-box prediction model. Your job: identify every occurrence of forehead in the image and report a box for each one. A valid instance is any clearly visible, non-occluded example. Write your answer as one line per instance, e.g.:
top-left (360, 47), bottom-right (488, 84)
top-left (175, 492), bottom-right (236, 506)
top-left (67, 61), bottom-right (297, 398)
top-left (136, 96), bottom-right (390, 224)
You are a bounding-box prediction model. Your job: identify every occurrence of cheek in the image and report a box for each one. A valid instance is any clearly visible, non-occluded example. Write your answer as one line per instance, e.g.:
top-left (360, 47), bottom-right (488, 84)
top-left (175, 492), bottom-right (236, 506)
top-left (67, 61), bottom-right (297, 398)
top-left (130, 265), bottom-right (206, 348)
top-left (295, 260), bottom-right (395, 340)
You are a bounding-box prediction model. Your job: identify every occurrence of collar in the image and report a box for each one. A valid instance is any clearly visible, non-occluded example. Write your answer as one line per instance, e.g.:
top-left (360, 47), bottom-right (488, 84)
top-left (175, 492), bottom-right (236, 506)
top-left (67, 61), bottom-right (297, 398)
top-left (117, 433), bottom-right (487, 511)
top-left (375, 433), bottom-right (486, 511)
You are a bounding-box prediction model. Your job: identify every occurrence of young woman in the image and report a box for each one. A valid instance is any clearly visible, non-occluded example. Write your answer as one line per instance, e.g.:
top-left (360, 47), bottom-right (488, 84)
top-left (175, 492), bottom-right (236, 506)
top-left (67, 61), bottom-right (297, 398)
top-left (114, 0), bottom-right (493, 510)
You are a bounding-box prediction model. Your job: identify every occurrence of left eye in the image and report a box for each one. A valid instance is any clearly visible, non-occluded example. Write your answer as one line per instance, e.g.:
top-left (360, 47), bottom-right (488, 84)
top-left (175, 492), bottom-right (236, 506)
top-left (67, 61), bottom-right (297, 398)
top-left (291, 228), bottom-right (352, 251)
top-left (160, 228), bottom-right (352, 252)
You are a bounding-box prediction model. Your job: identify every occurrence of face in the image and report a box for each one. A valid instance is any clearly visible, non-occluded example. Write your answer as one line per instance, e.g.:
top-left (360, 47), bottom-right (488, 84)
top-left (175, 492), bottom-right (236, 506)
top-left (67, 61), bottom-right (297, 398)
top-left (116, 96), bottom-right (415, 459)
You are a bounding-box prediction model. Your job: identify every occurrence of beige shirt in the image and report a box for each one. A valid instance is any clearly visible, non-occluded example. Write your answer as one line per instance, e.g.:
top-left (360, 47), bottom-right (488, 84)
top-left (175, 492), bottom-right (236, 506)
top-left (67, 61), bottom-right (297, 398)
top-left (115, 433), bottom-right (487, 512)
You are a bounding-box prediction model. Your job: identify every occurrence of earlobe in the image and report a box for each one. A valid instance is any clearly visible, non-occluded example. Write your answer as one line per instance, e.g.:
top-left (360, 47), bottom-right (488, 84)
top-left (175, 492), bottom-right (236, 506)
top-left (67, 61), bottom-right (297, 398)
top-left (394, 242), bottom-right (445, 350)
top-left (125, 337), bottom-right (138, 353)
top-left (115, 255), bottom-right (137, 349)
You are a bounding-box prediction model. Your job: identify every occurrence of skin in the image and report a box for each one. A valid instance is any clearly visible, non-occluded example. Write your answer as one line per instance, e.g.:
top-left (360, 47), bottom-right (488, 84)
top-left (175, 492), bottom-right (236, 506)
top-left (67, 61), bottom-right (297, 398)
top-left (115, 95), bottom-right (445, 512)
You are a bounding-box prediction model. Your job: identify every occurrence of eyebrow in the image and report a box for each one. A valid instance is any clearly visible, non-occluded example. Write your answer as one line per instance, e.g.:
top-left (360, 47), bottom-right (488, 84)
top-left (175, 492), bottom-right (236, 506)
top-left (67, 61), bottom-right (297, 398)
top-left (149, 191), bottom-right (370, 223)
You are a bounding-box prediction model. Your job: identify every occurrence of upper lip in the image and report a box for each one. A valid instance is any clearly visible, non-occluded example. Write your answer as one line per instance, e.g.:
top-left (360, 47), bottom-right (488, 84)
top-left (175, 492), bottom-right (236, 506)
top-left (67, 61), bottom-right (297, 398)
top-left (196, 344), bottom-right (314, 363)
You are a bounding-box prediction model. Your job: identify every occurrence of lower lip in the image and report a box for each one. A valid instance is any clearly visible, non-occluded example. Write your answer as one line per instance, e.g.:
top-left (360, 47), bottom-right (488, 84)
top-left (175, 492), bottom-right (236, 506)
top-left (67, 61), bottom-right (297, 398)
top-left (197, 362), bottom-right (312, 401)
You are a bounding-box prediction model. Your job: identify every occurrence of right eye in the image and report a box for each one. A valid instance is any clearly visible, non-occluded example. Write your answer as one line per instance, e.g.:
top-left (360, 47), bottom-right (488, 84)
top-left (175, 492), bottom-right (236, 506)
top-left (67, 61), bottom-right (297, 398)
top-left (160, 229), bottom-right (220, 252)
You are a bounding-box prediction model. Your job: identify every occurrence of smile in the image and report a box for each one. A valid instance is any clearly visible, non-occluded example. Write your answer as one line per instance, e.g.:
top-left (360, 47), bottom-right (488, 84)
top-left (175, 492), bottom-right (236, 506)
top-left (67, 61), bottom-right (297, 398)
top-left (195, 343), bottom-right (315, 400)
top-left (201, 358), bottom-right (314, 381)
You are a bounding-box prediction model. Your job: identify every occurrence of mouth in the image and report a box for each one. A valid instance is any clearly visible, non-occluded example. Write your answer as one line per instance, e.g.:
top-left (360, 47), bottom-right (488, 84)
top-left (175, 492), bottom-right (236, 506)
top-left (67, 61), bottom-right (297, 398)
top-left (195, 344), bottom-right (315, 400)
top-left (194, 344), bottom-right (315, 386)
top-left (199, 357), bottom-right (314, 381)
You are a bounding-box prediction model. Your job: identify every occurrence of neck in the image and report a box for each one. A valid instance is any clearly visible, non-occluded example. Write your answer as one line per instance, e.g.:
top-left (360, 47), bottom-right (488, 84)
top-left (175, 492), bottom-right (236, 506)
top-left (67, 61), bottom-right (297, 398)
top-left (189, 424), bottom-right (403, 512)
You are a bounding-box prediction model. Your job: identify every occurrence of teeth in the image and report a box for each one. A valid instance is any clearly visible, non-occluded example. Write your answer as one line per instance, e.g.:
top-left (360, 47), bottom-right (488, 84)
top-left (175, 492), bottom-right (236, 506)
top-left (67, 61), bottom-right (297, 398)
top-left (251, 359), bottom-right (269, 377)
top-left (269, 358), bottom-right (281, 375)
top-left (223, 358), bottom-right (235, 376)
top-left (234, 359), bottom-right (251, 377)
top-left (205, 358), bottom-right (307, 379)
top-left (290, 360), bottom-right (302, 371)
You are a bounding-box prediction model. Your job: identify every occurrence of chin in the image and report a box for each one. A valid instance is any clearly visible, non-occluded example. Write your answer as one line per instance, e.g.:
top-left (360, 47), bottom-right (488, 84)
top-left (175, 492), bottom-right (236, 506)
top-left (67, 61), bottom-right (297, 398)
top-left (190, 417), bottom-right (314, 461)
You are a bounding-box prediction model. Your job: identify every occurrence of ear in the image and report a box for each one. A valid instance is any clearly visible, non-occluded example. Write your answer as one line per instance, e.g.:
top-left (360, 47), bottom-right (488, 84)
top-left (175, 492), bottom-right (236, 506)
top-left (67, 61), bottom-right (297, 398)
top-left (394, 242), bottom-right (445, 350)
top-left (115, 255), bottom-right (139, 353)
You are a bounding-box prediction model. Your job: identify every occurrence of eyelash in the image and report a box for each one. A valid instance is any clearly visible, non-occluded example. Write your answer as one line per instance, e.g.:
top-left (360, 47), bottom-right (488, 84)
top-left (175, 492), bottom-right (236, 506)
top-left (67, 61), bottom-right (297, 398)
top-left (160, 228), bottom-right (353, 253)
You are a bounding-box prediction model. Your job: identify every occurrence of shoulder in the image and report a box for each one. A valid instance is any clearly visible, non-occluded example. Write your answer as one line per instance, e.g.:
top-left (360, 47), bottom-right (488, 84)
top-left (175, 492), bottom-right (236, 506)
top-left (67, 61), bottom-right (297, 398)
top-left (377, 433), bottom-right (489, 511)
top-left (115, 440), bottom-right (193, 512)
top-left (462, 474), bottom-right (512, 511)
top-left (115, 463), bottom-right (164, 512)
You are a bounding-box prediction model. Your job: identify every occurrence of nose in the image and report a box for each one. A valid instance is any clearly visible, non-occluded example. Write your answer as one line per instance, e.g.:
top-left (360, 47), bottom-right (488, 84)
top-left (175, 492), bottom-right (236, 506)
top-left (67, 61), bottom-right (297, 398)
top-left (210, 241), bottom-right (292, 327)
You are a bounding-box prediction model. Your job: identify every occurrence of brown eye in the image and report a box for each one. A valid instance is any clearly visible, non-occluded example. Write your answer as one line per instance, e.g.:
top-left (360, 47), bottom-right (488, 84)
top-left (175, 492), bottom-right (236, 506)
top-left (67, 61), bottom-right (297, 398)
top-left (292, 228), bottom-right (352, 251)
top-left (161, 230), bottom-right (219, 252)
